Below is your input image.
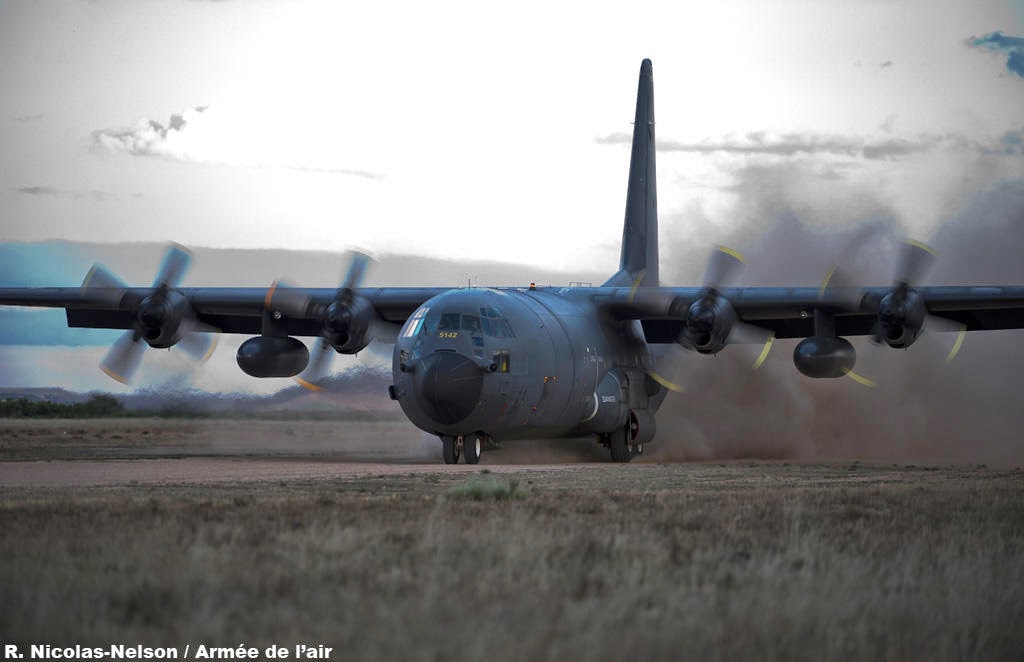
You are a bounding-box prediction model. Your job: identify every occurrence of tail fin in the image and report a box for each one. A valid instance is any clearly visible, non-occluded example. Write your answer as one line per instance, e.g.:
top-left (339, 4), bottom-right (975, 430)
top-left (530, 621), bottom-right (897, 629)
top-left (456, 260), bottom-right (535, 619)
top-left (604, 58), bottom-right (658, 288)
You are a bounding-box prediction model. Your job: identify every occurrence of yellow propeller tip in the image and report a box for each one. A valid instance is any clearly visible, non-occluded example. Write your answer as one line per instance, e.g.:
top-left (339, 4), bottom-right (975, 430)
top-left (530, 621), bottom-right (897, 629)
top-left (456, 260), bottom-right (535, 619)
top-left (752, 332), bottom-right (775, 370)
top-left (906, 239), bottom-right (936, 256)
top-left (294, 376), bottom-right (322, 392)
top-left (264, 280), bottom-right (281, 309)
top-left (100, 365), bottom-right (130, 385)
top-left (716, 245), bottom-right (746, 263)
top-left (945, 326), bottom-right (967, 363)
top-left (200, 337), bottom-right (219, 365)
top-left (627, 269), bottom-right (647, 303)
top-left (819, 265), bottom-right (838, 299)
top-left (648, 371), bottom-right (684, 393)
top-left (843, 369), bottom-right (876, 388)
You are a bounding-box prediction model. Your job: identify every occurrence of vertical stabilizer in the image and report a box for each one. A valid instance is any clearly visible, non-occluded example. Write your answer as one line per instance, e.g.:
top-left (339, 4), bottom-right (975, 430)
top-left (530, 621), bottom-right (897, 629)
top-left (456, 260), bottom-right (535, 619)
top-left (604, 59), bottom-right (658, 288)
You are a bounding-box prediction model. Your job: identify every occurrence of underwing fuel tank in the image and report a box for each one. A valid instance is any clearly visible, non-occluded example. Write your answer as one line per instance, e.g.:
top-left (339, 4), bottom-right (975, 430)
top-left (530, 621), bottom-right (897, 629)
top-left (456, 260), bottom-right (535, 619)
top-left (793, 336), bottom-right (856, 378)
top-left (237, 336), bottom-right (310, 378)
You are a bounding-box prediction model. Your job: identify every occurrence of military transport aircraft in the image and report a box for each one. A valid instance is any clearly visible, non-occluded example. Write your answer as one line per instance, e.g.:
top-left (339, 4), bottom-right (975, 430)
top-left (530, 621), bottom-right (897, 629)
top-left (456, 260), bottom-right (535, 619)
top-left (2, 59), bottom-right (1024, 463)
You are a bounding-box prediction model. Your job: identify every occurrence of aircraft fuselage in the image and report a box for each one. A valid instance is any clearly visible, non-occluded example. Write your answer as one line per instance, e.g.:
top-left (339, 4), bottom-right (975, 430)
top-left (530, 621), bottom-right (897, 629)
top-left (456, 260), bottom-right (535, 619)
top-left (391, 287), bottom-right (665, 443)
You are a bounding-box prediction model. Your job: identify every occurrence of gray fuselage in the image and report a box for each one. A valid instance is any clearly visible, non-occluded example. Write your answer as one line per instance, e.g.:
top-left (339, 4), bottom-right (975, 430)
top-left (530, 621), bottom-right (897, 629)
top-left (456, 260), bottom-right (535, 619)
top-left (391, 287), bottom-right (666, 442)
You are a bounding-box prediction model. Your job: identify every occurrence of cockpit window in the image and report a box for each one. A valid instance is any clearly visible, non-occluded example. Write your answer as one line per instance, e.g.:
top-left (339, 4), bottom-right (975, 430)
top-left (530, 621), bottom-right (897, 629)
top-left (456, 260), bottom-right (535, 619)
top-left (439, 313), bottom-right (461, 332)
top-left (403, 306), bottom-right (514, 341)
top-left (461, 315), bottom-right (481, 335)
top-left (401, 306), bottom-right (429, 338)
top-left (484, 318), bottom-right (514, 338)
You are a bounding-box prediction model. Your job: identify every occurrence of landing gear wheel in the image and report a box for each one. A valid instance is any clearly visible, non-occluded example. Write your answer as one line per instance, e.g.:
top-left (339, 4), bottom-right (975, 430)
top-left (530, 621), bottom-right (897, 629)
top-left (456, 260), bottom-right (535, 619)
top-left (464, 433), bottom-right (483, 465)
top-left (442, 436), bottom-right (460, 464)
top-left (608, 425), bottom-right (632, 463)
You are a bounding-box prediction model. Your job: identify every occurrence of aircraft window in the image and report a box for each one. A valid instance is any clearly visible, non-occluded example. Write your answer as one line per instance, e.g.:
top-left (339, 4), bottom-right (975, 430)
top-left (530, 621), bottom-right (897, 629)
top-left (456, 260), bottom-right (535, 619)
top-left (462, 315), bottom-right (481, 335)
top-left (439, 313), bottom-right (461, 332)
top-left (479, 306), bottom-right (502, 318)
top-left (481, 318), bottom-right (514, 338)
top-left (402, 306), bottom-right (429, 338)
top-left (491, 319), bottom-right (515, 338)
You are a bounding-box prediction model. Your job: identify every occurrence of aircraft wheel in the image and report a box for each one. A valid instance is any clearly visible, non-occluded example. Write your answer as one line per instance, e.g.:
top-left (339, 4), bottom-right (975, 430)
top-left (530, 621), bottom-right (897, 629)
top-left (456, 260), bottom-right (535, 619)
top-left (608, 425), bottom-right (632, 463)
top-left (634, 441), bottom-right (644, 456)
top-left (464, 433), bottom-right (483, 465)
top-left (442, 436), bottom-right (460, 464)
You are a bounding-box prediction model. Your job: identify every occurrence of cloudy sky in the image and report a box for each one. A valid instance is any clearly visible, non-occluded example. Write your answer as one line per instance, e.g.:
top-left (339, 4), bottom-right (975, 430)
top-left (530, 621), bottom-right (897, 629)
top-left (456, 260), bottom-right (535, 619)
top-left (2, 1), bottom-right (1023, 269)
top-left (2, 0), bottom-right (1024, 400)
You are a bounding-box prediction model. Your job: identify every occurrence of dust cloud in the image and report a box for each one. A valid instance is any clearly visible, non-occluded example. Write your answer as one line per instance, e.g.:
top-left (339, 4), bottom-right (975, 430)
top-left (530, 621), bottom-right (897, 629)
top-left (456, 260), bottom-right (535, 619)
top-left (648, 174), bottom-right (1024, 466)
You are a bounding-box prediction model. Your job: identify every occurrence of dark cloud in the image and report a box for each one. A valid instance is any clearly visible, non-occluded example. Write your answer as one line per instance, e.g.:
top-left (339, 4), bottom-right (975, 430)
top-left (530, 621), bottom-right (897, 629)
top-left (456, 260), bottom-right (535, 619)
top-left (15, 186), bottom-right (109, 201)
top-left (597, 130), bottom-right (978, 160)
top-left (969, 32), bottom-right (1024, 78)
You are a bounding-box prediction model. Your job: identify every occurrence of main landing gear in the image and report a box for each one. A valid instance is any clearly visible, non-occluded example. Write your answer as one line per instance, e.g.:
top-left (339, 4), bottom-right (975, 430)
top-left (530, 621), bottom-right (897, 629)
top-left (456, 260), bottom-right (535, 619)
top-left (441, 433), bottom-right (487, 465)
top-left (603, 418), bottom-right (644, 463)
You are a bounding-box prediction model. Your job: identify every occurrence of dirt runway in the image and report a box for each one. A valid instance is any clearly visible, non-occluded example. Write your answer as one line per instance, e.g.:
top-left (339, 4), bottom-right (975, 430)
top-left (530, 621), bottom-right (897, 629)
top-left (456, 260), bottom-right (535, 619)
top-left (0, 418), bottom-right (614, 488)
top-left (0, 457), bottom-right (591, 488)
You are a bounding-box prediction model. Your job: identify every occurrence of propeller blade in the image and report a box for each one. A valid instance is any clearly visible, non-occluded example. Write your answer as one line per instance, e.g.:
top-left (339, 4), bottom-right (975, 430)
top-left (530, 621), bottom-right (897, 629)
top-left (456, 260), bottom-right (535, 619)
top-left (894, 239), bottom-right (935, 287)
top-left (153, 243), bottom-right (193, 288)
top-left (341, 250), bottom-right (372, 291)
top-left (370, 319), bottom-right (401, 345)
top-left (265, 279), bottom-right (311, 318)
top-left (175, 327), bottom-right (219, 365)
top-left (923, 314), bottom-right (968, 362)
top-left (646, 344), bottom-right (688, 393)
top-left (81, 264), bottom-right (128, 306)
top-left (843, 368), bottom-right (877, 388)
top-left (100, 331), bottom-right (146, 384)
top-left (818, 265), bottom-right (864, 310)
top-left (726, 322), bottom-right (776, 369)
top-left (702, 245), bottom-right (745, 289)
top-left (294, 338), bottom-right (334, 391)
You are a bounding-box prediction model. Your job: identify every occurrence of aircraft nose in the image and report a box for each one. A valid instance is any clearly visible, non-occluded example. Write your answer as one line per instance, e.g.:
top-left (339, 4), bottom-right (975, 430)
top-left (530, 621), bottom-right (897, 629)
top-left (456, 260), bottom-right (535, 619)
top-left (415, 351), bottom-right (483, 425)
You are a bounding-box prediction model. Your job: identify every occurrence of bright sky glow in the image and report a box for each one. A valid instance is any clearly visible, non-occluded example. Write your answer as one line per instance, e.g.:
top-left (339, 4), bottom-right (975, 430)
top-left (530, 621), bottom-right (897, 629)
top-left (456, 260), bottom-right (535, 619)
top-left (2, 1), bottom-right (1023, 272)
top-left (2, 1), bottom-right (1024, 395)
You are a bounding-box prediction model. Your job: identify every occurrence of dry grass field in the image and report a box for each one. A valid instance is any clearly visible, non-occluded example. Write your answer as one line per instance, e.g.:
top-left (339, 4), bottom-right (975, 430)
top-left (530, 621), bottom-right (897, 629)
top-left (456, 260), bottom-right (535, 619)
top-left (1, 419), bottom-right (1022, 660)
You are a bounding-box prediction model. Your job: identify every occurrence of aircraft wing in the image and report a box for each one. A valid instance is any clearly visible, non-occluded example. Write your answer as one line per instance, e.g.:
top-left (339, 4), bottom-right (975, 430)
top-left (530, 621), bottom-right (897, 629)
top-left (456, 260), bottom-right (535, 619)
top-left (603, 285), bottom-right (1024, 342)
top-left (0, 287), bottom-right (449, 336)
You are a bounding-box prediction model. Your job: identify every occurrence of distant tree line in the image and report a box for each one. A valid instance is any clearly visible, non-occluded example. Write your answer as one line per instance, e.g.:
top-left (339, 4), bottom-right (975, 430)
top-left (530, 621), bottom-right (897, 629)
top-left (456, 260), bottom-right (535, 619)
top-left (0, 394), bottom-right (124, 418)
top-left (0, 394), bottom-right (404, 420)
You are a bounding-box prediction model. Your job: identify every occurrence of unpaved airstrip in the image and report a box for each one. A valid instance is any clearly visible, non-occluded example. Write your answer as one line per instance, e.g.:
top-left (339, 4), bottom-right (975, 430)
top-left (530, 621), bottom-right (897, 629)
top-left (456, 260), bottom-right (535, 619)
top-left (1, 418), bottom-right (1022, 660)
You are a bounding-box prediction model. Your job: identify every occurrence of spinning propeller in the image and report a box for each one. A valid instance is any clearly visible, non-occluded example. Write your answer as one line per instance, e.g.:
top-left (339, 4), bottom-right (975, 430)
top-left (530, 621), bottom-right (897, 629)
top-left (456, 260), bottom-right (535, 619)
top-left (821, 238), bottom-right (967, 387)
top-left (645, 246), bottom-right (775, 393)
top-left (85, 244), bottom-right (217, 384)
top-left (266, 251), bottom-right (399, 391)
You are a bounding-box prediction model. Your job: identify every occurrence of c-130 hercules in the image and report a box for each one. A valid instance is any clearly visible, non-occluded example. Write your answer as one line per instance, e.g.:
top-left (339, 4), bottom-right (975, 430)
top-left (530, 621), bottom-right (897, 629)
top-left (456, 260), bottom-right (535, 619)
top-left (3, 59), bottom-right (1024, 463)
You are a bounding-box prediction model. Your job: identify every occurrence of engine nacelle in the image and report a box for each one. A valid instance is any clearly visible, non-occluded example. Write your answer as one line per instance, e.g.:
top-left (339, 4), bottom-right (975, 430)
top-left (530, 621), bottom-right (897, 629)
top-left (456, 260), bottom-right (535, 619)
top-left (137, 290), bottom-right (191, 348)
top-left (320, 296), bottom-right (374, 354)
top-left (678, 294), bottom-right (737, 354)
top-left (877, 288), bottom-right (926, 348)
top-left (793, 336), bottom-right (856, 378)
top-left (237, 336), bottom-right (310, 378)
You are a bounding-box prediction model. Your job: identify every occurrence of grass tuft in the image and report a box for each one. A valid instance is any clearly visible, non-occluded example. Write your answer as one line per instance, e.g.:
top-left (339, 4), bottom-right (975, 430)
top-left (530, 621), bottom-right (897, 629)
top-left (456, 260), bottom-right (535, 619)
top-left (445, 475), bottom-right (528, 501)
